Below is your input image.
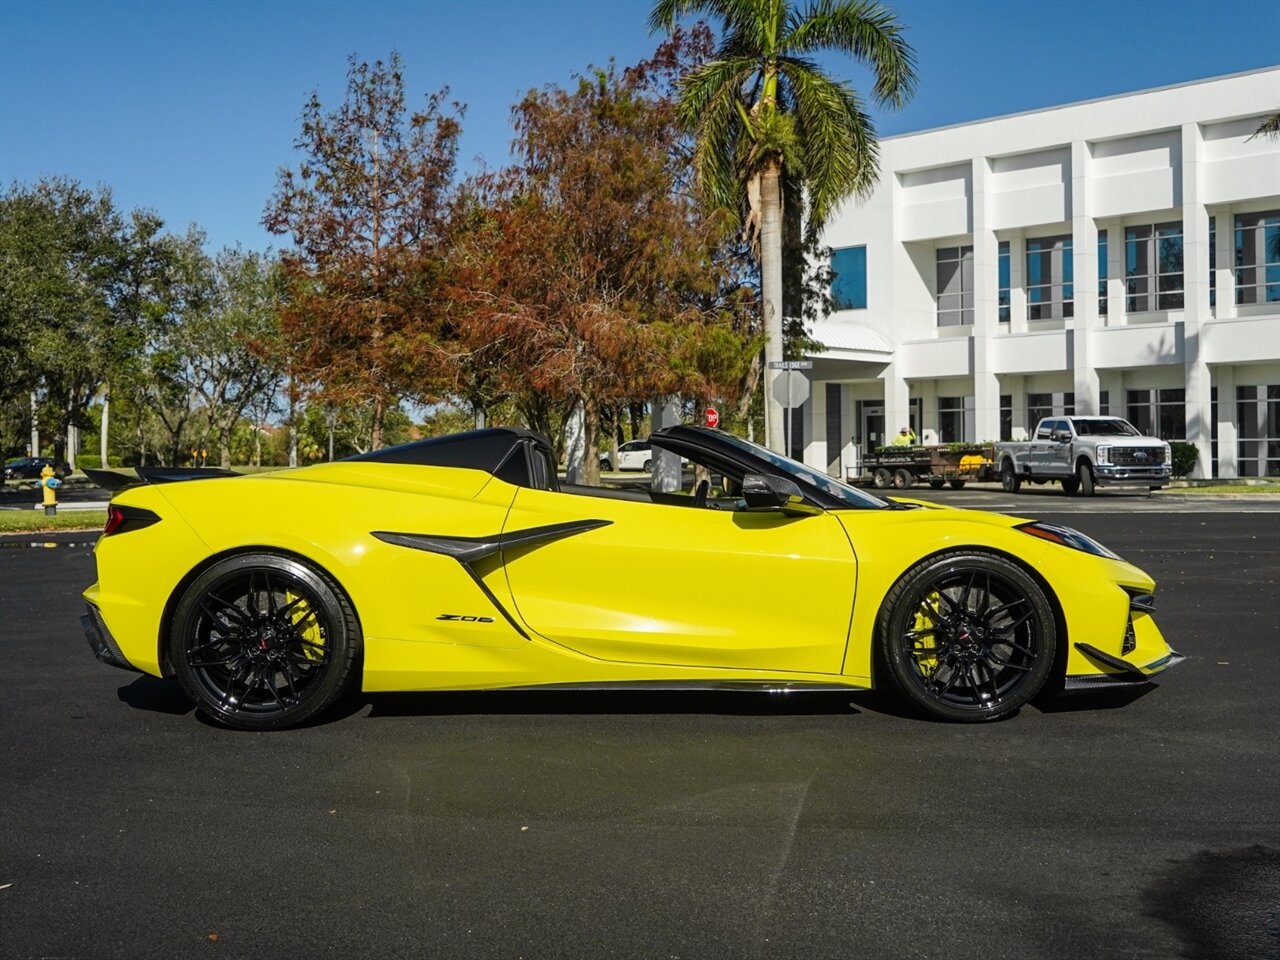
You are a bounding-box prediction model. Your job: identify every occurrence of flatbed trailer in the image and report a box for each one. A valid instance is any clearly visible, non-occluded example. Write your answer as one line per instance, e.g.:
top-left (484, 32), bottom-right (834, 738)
top-left (847, 445), bottom-right (998, 490)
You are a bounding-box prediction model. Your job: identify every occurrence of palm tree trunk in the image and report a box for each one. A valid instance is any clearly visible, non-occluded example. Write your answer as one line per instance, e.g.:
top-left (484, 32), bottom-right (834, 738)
top-left (760, 161), bottom-right (785, 453)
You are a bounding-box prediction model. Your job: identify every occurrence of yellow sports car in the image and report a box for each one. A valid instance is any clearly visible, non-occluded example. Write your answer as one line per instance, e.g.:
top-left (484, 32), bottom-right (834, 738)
top-left (81, 426), bottom-right (1182, 729)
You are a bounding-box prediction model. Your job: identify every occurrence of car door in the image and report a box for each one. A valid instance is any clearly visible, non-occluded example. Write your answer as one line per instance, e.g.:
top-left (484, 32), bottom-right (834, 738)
top-left (500, 487), bottom-right (858, 674)
top-left (1028, 420), bottom-right (1054, 469)
top-left (1049, 419), bottom-right (1074, 473)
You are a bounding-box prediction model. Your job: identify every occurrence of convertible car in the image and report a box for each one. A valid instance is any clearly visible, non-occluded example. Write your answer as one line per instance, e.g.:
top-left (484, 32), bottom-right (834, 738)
top-left (81, 426), bottom-right (1182, 730)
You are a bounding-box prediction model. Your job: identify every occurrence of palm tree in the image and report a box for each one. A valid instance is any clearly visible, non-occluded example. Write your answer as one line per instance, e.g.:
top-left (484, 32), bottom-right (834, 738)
top-left (650, 0), bottom-right (916, 452)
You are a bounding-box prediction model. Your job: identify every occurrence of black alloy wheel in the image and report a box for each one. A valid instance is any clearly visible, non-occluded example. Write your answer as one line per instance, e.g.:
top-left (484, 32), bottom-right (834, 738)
top-left (878, 552), bottom-right (1056, 722)
top-left (1077, 460), bottom-right (1096, 496)
top-left (171, 553), bottom-right (360, 730)
top-left (1001, 461), bottom-right (1021, 493)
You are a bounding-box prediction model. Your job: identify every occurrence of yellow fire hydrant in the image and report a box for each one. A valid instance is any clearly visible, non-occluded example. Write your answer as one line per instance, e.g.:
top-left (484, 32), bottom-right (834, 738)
top-left (40, 463), bottom-right (60, 517)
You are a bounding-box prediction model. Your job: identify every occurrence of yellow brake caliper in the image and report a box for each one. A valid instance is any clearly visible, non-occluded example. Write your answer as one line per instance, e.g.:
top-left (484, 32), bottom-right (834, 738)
top-left (912, 591), bottom-right (942, 678)
top-left (286, 590), bottom-right (325, 662)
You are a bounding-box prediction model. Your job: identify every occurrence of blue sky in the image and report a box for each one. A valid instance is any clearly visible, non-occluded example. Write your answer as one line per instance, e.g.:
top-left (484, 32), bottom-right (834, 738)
top-left (3, 0), bottom-right (1278, 253)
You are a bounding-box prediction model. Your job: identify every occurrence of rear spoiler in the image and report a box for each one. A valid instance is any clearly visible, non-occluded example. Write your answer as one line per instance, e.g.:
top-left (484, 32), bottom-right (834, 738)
top-left (83, 467), bottom-right (238, 492)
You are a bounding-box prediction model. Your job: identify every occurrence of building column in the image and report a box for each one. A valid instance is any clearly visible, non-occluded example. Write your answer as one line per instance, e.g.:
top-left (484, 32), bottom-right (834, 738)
top-left (1182, 122), bottom-right (1213, 478)
top-left (1215, 364), bottom-right (1238, 479)
top-left (1008, 374), bottom-right (1028, 440)
top-left (839, 385), bottom-right (856, 478)
top-left (1106, 222), bottom-right (1125, 323)
top-left (806, 380), bottom-right (827, 471)
top-left (971, 156), bottom-right (1001, 442)
top-left (1071, 141), bottom-right (1101, 416)
top-left (1008, 231), bottom-right (1027, 335)
top-left (883, 363), bottom-right (910, 442)
top-left (1211, 204), bottom-right (1236, 320)
top-left (1100, 369), bottom-right (1125, 417)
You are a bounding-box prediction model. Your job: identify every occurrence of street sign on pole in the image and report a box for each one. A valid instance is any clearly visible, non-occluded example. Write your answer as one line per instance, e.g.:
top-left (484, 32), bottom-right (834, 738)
top-left (705, 407), bottom-right (719, 429)
top-left (770, 371), bottom-right (810, 458)
top-left (767, 360), bottom-right (814, 370)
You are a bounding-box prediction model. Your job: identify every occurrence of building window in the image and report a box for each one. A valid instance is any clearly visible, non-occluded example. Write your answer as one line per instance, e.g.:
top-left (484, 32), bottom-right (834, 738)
top-left (1098, 230), bottom-right (1108, 316)
top-left (1026, 392), bottom-right (1075, 429)
top-left (936, 246), bottom-right (973, 327)
top-left (1235, 210), bottom-right (1280, 305)
top-left (1127, 388), bottom-right (1185, 440)
top-left (1209, 217), bottom-right (1216, 309)
top-left (998, 242), bottom-right (1010, 323)
top-left (1000, 394), bottom-right (1012, 441)
top-left (1100, 390), bottom-right (1110, 416)
top-left (830, 246), bottom-right (867, 310)
top-left (938, 396), bottom-right (974, 443)
top-left (1026, 235), bottom-right (1073, 320)
top-left (1125, 222), bottom-right (1183, 312)
top-left (1237, 385), bottom-right (1280, 477)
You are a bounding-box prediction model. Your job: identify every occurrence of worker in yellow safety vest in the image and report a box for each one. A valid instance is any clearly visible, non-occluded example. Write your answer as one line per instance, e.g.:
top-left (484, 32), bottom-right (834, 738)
top-left (890, 426), bottom-right (916, 446)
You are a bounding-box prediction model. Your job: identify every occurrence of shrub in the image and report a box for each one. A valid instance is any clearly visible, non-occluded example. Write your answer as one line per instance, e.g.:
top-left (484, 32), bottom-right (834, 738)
top-left (1169, 441), bottom-right (1198, 478)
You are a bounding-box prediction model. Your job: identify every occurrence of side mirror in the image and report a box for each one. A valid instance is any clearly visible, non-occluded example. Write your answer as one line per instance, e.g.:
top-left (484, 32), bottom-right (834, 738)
top-left (1051, 429), bottom-right (1071, 443)
top-left (740, 474), bottom-right (823, 517)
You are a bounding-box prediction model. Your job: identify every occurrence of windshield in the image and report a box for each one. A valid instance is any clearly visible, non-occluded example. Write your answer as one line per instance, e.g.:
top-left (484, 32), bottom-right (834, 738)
top-left (709, 432), bottom-right (891, 510)
top-left (1071, 418), bottom-right (1141, 437)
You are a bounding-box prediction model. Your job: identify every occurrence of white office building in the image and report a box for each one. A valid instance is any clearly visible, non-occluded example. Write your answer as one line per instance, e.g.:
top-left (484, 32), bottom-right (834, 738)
top-left (801, 67), bottom-right (1280, 479)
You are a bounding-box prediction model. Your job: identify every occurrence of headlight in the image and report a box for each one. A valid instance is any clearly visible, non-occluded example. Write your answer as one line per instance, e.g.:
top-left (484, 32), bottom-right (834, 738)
top-left (1096, 444), bottom-right (1111, 465)
top-left (1016, 521), bottom-right (1123, 560)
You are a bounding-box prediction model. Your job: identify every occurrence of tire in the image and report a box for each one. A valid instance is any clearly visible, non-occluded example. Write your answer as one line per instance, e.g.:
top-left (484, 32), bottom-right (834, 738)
top-left (877, 551), bottom-right (1057, 722)
top-left (1077, 460), bottom-right (1095, 496)
top-left (893, 468), bottom-right (914, 489)
top-left (1061, 477), bottom-right (1080, 496)
top-left (928, 477), bottom-right (945, 490)
top-left (600, 458), bottom-right (611, 470)
top-left (170, 553), bottom-right (361, 731)
top-left (1001, 461), bottom-right (1021, 493)
top-left (873, 468), bottom-right (893, 489)
top-left (642, 459), bottom-right (652, 473)
top-left (949, 480), bottom-right (967, 490)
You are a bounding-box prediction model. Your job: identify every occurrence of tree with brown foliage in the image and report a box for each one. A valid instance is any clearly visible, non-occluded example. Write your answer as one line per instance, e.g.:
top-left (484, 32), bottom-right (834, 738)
top-left (264, 53), bottom-right (463, 449)
top-left (446, 50), bottom-right (756, 483)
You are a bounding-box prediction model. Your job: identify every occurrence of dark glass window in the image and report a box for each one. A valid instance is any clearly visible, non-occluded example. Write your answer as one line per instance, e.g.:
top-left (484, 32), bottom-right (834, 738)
top-left (1237, 384), bottom-right (1280, 477)
top-left (1126, 221), bottom-right (1184, 312)
top-left (936, 246), bottom-right (974, 327)
top-left (1234, 211), bottom-right (1280, 305)
top-left (830, 246), bottom-right (868, 311)
top-left (998, 242), bottom-right (1010, 323)
top-left (938, 396), bottom-right (973, 443)
top-left (1000, 394), bottom-right (1012, 441)
top-left (1026, 235), bottom-right (1073, 320)
top-left (1126, 388), bottom-right (1185, 440)
top-left (1098, 230), bottom-right (1109, 316)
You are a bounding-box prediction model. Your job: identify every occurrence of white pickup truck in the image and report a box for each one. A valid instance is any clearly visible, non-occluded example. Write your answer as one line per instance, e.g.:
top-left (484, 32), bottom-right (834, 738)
top-left (995, 416), bottom-right (1171, 495)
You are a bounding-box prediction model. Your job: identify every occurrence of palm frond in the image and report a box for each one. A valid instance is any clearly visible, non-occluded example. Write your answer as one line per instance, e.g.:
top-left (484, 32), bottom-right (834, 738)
top-left (649, 0), bottom-right (771, 40)
top-left (781, 55), bottom-right (877, 226)
top-left (1248, 111), bottom-right (1280, 141)
top-left (781, 0), bottom-right (917, 107)
top-left (691, 79), bottom-right (747, 217)
top-left (673, 56), bottom-right (757, 130)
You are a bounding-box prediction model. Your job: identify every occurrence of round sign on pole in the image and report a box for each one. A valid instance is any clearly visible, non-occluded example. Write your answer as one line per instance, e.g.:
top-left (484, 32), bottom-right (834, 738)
top-left (705, 407), bottom-right (719, 428)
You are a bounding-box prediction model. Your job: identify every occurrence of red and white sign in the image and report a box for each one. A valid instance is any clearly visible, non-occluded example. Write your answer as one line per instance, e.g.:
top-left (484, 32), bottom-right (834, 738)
top-left (705, 407), bottom-right (719, 429)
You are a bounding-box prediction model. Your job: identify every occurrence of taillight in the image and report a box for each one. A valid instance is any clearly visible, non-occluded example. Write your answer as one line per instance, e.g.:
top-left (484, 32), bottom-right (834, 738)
top-left (103, 504), bottom-right (160, 536)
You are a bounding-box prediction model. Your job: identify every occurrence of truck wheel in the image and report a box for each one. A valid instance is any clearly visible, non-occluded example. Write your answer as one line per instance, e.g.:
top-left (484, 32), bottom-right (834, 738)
top-left (1061, 477), bottom-right (1080, 496)
top-left (949, 480), bottom-right (967, 490)
top-left (893, 468), bottom-right (914, 489)
top-left (1077, 461), bottom-right (1095, 496)
top-left (873, 468), bottom-right (893, 489)
top-left (1001, 461), bottom-right (1021, 493)
top-left (929, 477), bottom-right (945, 490)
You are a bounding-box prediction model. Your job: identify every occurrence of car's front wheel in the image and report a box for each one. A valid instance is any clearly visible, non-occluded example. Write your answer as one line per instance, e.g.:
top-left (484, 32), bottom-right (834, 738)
top-left (170, 553), bottom-right (361, 731)
top-left (1001, 461), bottom-right (1021, 493)
top-left (877, 552), bottom-right (1056, 722)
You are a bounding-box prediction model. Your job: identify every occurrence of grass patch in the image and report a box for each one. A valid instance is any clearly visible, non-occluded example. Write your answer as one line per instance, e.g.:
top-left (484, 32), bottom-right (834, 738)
top-left (1162, 484), bottom-right (1280, 494)
top-left (0, 510), bottom-right (107, 534)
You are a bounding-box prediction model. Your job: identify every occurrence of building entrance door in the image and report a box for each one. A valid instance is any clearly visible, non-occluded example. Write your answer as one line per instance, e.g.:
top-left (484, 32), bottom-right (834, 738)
top-left (862, 405), bottom-right (885, 455)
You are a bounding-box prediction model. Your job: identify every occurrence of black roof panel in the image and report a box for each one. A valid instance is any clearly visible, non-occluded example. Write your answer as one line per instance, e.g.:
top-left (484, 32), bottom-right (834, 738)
top-left (344, 427), bottom-right (551, 475)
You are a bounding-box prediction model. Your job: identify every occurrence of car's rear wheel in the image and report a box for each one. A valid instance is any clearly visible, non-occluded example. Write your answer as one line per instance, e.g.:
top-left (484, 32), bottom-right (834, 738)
top-left (929, 477), bottom-right (945, 490)
top-left (643, 459), bottom-right (652, 473)
top-left (949, 480), bottom-right (966, 489)
top-left (1001, 461), bottom-right (1021, 493)
top-left (873, 468), bottom-right (893, 489)
top-left (170, 553), bottom-right (360, 731)
top-left (893, 468), bottom-right (914, 489)
top-left (878, 552), bottom-right (1056, 722)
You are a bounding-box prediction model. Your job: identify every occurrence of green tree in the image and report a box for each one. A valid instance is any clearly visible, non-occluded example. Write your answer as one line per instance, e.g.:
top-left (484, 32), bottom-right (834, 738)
top-left (264, 53), bottom-right (463, 450)
top-left (650, 0), bottom-right (916, 451)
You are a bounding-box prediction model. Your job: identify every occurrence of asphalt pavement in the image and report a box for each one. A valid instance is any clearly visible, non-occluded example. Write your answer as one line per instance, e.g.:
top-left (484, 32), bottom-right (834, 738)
top-left (1, 508), bottom-right (1277, 959)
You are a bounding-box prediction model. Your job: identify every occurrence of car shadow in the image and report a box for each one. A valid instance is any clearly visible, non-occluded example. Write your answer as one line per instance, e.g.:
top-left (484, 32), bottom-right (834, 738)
top-left (117, 675), bottom-right (195, 716)
top-left (359, 688), bottom-right (865, 719)
top-left (1032, 683), bottom-right (1157, 713)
